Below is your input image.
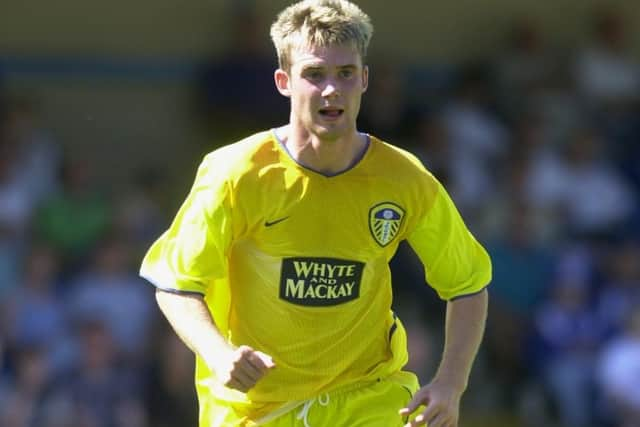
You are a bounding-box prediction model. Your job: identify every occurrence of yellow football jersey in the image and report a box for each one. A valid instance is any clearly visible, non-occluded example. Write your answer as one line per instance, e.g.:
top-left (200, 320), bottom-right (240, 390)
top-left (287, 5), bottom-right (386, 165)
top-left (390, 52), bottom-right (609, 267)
top-left (140, 130), bottom-right (491, 424)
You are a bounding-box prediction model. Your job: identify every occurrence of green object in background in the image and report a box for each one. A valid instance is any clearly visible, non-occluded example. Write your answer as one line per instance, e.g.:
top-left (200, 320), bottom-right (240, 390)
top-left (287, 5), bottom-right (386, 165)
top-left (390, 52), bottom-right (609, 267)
top-left (35, 193), bottom-right (110, 260)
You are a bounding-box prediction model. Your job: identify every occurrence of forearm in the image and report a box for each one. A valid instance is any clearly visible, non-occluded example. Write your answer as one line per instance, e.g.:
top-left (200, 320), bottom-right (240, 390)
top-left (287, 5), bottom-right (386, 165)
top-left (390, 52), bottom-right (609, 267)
top-left (155, 289), bottom-right (231, 368)
top-left (433, 288), bottom-right (488, 392)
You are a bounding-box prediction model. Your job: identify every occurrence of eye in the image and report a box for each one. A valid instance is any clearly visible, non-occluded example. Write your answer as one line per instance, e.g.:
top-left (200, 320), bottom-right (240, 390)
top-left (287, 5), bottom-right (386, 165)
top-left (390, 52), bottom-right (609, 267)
top-left (339, 69), bottom-right (354, 79)
top-left (305, 70), bottom-right (324, 81)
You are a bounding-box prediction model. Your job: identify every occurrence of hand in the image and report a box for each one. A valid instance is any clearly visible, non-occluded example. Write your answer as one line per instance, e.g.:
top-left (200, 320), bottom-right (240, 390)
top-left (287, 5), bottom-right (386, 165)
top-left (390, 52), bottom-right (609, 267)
top-left (399, 380), bottom-right (462, 427)
top-left (214, 345), bottom-right (275, 392)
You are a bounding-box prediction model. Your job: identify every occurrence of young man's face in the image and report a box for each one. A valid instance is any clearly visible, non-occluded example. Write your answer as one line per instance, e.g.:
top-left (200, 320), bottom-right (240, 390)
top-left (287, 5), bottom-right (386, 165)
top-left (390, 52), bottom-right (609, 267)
top-left (276, 42), bottom-right (368, 142)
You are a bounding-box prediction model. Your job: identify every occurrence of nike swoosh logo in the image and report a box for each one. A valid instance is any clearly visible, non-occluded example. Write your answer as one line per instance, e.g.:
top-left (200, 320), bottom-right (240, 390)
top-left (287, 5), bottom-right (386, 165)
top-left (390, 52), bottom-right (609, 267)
top-left (264, 216), bottom-right (289, 227)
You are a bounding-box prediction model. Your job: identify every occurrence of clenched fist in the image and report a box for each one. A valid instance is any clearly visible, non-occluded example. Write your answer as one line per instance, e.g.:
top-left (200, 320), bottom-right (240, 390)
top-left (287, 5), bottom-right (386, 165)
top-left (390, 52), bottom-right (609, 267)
top-left (214, 345), bottom-right (276, 392)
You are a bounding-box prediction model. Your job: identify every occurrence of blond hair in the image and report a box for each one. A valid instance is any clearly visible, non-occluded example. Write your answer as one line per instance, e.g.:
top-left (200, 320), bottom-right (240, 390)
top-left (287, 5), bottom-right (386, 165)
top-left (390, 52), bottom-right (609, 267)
top-left (270, 0), bottom-right (373, 72)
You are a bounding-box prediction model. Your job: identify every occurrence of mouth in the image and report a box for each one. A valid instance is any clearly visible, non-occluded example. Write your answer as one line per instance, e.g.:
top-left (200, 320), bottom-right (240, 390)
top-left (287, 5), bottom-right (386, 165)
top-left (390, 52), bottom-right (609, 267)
top-left (318, 107), bottom-right (344, 119)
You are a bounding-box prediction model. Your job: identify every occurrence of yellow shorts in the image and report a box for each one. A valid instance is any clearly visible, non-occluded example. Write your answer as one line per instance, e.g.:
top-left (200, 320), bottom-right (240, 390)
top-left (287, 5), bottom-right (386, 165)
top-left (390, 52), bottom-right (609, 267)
top-left (257, 371), bottom-right (420, 427)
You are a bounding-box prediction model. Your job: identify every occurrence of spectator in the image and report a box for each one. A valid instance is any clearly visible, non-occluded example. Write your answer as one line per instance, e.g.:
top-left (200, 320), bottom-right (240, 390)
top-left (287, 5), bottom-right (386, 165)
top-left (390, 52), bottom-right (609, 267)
top-left (441, 64), bottom-right (509, 221)
top-left (357, 60), bottom-right (420, 145)
top-left (532, 248), bottom-right (604, 427)
top-left (494, 19), bottom-right (556, 120)
top-left (4, 244), bottom-right (72, 375)
top-left (412, 113), bottom-right (452, 186)
top-left (0, 115), bottom-right (39, 239)
top-left (595, 241), bottom-right (640, 340)
top-left (0, 344), bottom-right (53, 427)
top-left (575, 8), bottom-right (640, 107)
top-left (511, 118), bottom-right (567, 241)
top-left (560, 128), bottom-right (636, 241)
top-left (484, 196), bottom-right (554, 407)
top-left (145, 328), bottom-right (198, 427)
top-left (34, 158), bottom-right (112, 273)
top-left (45, 319), bottom-right (148, 427)
top-left (113, 167), bottom-right (167, 259)
top-left (2, 97), bottom-right (61, 205)
top-left (67, 235), bottom-right (155, 364)
top-left (597, 307), bottom-right (640, 427)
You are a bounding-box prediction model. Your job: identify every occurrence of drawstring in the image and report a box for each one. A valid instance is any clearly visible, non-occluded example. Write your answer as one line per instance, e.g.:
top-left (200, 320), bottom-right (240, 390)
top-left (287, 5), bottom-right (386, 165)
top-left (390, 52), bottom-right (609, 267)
top-left (296, 393), bottom-right (330, 427)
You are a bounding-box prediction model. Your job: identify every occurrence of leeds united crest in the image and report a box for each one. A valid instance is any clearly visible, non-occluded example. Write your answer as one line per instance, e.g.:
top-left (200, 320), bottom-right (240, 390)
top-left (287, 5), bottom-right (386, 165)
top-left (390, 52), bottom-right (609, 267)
top-left (369, 202), bottom-right (405, 247)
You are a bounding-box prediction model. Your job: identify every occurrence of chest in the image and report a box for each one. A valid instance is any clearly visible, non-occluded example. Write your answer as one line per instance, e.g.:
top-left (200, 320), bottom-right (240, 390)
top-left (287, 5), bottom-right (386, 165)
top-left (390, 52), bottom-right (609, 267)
top-left (248, 175), bottom-right (411, 257)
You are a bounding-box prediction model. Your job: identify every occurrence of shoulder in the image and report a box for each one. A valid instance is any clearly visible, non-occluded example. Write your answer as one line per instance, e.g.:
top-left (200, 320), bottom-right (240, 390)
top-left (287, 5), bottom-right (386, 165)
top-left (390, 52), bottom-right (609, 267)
top-left (368, 136), bottom-right (430, 173)
top-left (367, 135), bottom-right (439, 190)
top-left (203, 131), bottom-right (275, 171)
top-left (196, 130), bottom-right (278, 188)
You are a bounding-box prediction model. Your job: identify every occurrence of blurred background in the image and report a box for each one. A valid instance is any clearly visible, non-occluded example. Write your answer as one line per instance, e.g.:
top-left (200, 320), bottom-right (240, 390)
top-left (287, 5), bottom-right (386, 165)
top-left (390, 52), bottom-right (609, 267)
top-left (1, 0), bottom-right (639, 426)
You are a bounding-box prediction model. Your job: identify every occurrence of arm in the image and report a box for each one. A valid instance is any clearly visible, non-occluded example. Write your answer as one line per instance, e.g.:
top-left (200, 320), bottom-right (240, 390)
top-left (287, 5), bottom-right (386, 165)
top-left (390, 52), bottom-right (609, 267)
top-left (156, 289), bottom-right (275, 392)
top-left (433, 288), bottom-right (488, 392)
top-left (155, 289), bottom-right (230, 368)
top-left (401, 288), bottom-right (488, 427)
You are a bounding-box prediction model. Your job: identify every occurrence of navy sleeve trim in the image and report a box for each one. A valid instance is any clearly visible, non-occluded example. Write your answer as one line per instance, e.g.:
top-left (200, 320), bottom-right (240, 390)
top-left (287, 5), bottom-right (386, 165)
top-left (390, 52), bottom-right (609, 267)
top-left (140, 272), bottom-right (206, 297)
top-left (388, 312), bottom-right (398, 343)
top-left (154, 287), bottom-right (206, 297)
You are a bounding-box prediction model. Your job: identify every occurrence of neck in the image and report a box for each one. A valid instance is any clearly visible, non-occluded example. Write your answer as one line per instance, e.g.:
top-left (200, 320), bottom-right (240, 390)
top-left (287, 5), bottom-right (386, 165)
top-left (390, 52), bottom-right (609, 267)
top-left (277, 124), bottom-right (366, 175)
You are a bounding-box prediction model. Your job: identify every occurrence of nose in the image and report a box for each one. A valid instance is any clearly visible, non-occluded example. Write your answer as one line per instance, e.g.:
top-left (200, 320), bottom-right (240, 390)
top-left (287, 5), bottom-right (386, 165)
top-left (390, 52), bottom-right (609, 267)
top-left (321, 81), bottom-right (340, 98)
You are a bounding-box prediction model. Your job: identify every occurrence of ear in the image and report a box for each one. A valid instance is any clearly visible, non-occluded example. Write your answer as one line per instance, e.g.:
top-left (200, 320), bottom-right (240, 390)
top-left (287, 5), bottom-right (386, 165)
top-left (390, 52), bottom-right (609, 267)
top-left (361, 65), bottom-right (369, 93)
top-left (274, 69), bottom-right (291, 97)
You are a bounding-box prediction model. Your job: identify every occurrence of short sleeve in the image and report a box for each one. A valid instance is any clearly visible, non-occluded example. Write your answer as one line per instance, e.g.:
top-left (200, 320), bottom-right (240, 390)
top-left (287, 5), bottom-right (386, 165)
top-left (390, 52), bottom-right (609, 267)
top-left (140, 156), bottom-right (235, 295)
top-left (407, 182), bottom-right (491, 300)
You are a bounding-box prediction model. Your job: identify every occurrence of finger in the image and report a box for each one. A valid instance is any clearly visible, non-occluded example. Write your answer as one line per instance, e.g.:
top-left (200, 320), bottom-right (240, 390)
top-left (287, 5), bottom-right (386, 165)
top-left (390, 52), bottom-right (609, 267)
top-left (403, 417), bottom-right (424, 427)
top-left (228, 367), bottom-right (256, 391)
top-left (245, 352), bottom-right (270, 375)
top-left (235, 345), bottom-right (255, 359)
top-left (234, 346), bottom-right (267, 380)
top-left (423, 412), bottom-right (449, 427)
top-left (226, 377), bottom-right (250, 393)
top-left (254, 350), bottom-right (276, 369)
top-left (399, 393), bottom-right (426, 417)
top-left (417, 403), bottom-right (442, 426)
top-left (230, 373), bottom-right (252, 390)
top-left (412, 413), bottom-right (427, 426)
top-left (404, 412), bottom-right (428, 427)
top-left (405, 401), bottom-right (444, 427)
top-left (240, 357), bottom-right (265, 381)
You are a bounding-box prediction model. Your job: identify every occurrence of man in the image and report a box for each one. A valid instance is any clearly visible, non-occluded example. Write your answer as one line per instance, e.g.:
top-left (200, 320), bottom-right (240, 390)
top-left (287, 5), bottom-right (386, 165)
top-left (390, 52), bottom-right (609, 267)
top-left (140, 1), bottom-right (491, 426)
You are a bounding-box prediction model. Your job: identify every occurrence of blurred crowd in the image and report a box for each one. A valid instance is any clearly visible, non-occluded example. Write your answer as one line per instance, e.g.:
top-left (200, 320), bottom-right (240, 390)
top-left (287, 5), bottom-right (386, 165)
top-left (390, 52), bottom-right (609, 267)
top-left (0, 95), bottom-right (197, 427)
top-left (1, 5), bottom-right (639, 427)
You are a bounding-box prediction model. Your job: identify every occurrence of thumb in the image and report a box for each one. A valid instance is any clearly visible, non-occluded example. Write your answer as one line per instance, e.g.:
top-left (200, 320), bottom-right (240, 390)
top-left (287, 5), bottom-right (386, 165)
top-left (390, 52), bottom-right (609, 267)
top-left (254, 351), bottom-right (276, 368)
top-left (399, 392), bottom-right (426, 416)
